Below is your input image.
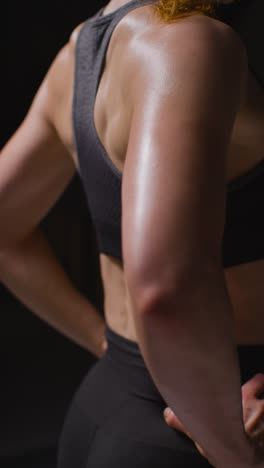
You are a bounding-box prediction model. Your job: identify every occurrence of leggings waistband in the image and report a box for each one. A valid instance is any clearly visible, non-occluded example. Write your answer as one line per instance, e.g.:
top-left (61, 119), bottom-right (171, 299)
top-left (104, 324), bottom-right (164, 403)
top-left (105, 324), bottom-right (145, 367)
top-left (104, 323), bottom-right (264, 396)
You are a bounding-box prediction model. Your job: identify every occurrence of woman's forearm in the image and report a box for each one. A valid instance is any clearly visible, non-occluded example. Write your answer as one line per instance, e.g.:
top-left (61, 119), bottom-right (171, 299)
top-left (0, 228), bottom-right (106, 357)
top-left (133, 267), bottom-right (256, 468)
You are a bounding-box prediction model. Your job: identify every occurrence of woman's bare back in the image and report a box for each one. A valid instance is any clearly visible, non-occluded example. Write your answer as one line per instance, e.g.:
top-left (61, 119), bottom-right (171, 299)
top-left (51, 1), bottom-right (264, 344)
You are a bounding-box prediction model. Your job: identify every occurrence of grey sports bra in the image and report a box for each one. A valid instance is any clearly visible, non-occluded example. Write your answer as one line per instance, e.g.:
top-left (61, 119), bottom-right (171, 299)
top-left (73, 0), bottom-right (264, 268)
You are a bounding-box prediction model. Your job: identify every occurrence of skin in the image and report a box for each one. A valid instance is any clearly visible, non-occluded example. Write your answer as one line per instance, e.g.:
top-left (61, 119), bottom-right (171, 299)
top-left (1, 0), bottom-right (264, 465)
top-left (96, 0), bottom-right (264, 346)
top-left (164, 373), bottom-right (264, 465)
top-left (2, 0), bottom-right (263, 345)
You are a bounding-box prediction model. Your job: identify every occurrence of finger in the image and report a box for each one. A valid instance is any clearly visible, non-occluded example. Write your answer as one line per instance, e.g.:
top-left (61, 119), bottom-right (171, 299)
top-left (102, 339), bottom-right (108, 352)
top-left (163, 408), bottom-right (188, 434)
top-left (242, 374), bottom-right (264, 400)
top-left (194, 441), bottom-right (207, 458)
top-left (163, 409), bottom-right (209, 461)
top-left (251, 421), bottom-right (264, 441)
top-left (245, 401), bottom-right (264, 433)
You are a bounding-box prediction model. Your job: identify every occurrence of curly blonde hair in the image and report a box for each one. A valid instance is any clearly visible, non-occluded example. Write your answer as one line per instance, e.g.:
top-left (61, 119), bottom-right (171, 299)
top-left (153, 0), bottom-right (217, 23)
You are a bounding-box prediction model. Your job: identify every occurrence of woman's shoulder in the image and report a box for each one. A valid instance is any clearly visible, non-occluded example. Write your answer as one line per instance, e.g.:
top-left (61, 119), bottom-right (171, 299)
top-left (69, 22), bottom-right (85, 50)
top-left (128, 12), bottom-right (247, 102)
top-left (46, 20), bottom-right (85, 83)
top-left (35, 21), bottom-right (85, 130)
top-left (144, 12), bottom-right (246, 63)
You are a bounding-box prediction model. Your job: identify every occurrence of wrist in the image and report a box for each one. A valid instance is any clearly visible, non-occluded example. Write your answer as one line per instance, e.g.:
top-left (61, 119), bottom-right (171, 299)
top-left (94, 333), bottom-right (107, 358)
top-left (245, 434), bottom-right (264, 468)
top-left (220, 438), bottom-right (262, 468)
top-left (88, 318), bottom-right (106, 358)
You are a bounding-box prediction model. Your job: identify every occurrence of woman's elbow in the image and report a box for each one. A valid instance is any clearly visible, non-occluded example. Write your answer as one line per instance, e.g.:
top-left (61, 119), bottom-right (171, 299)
top-left (124, 253), bottom-right (222, 317)
top-left (125, 259), bottom-right (190, 316)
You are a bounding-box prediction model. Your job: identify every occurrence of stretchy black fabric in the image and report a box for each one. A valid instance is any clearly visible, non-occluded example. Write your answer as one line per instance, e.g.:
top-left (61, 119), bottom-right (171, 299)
top-left (73, 0), bottom-right (264, 268)
top-left (58, 324), bottom-right (264, 468)
top-left (62, 3), bottom-right (264, 467)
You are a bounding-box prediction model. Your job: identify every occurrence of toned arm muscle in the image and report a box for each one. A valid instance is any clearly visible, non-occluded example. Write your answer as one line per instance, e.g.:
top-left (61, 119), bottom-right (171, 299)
top-left (123, 19), bottom-right (246, 288)
top-left (0, 37), bottom-right (106, 357)
top-left (0, 52), bottom-right (76, 248)
top-left (123, 19), bottom-right (254, 468)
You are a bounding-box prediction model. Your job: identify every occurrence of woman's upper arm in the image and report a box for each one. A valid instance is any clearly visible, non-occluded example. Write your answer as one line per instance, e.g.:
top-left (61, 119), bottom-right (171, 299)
top-left (0, 43), bottom-right (77, 249)
top-left (122, 19), bottom-right (248, 303)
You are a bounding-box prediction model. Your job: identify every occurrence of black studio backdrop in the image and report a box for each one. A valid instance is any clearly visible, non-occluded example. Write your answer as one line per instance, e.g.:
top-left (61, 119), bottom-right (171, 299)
top-left (3, 2), bottom-right (105, 467)
top-left (3, 1), bottom-right (264, 467)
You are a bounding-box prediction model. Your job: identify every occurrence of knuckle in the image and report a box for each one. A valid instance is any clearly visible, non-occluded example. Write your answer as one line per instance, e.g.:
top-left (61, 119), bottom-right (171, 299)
top-left (242, 385), bottom-right (252, 400)
top-left (255, 373), bottom-right (264, 382)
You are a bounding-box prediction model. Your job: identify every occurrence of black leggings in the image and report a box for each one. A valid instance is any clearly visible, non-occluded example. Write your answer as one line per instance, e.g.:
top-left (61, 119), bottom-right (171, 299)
top-left (58, 324), bottom-right (264, 468)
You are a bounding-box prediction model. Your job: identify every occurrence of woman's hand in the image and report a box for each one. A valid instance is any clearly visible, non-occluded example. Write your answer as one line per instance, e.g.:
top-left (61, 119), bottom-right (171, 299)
top-left (242, 373), bottom-right (264, 454)
top-left (91, 321), bottom-right (108, 359)
top-left (163, 373), bottom-right (264, 466)
top-left (100, 336), bottom-right (108, 357)
top-left (93, 334), bottom-right (108, 359)
top-left (95, 339), bottom-right (108, 359)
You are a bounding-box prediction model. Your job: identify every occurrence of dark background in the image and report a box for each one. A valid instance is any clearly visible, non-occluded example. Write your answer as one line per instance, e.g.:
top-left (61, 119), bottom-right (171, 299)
top-left (3, 1), bottom-right (263, 467)
top-left (3, 2), bottom-right (105, 467)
